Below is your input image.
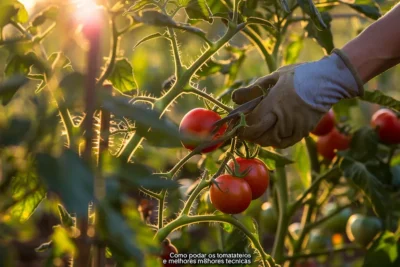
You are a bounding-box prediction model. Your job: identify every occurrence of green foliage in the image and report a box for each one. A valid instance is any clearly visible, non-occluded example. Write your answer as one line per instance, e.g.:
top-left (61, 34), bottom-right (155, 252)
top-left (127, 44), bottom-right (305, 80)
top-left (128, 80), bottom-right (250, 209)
top-left (364, 231), bottom-right (400, 267)
top-left (342, 0), bottom-right (381, 20)
top-left (362, 90), bottom-right (400, 112)
top-left (108, 58), bottom-right (138, 94)
top-left (306, 12), bottom-right (334, 54)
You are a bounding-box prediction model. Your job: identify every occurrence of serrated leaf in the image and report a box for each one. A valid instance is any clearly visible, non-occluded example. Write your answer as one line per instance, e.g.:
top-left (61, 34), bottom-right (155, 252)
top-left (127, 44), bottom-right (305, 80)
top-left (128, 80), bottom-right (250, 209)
top-left (361, 90), bottom-right (400, 112)
top-left (246, 17), bottom-right (275, 30)
top-left (57, 204), bottom-right (74, 228)
top-left (134, 33), bottom-right (165, 49)
top-left (297, 0), bottom-right (327, 30)
top-left (36, 150), bottom-right (94, 217)
top-left (305, 12), bottom-right (334, 54)
top-left (0, 75), bottom-right (28, 105)
top-left (293, 141), bottom-right (311, 189)
top-left (108, 58), bottom-right (137, 94)
top-left (6, 170), bottom-right (46, 222)
top-left (184, 0), bottom-right (213, 23)
top-left (364, 231), bottom-right (400, 267)
top-left (58, 72), bottom-right (85, 109)
top-left (345, 127), bottom-right (379, 162)
top-left (342, 0), bottom-right (381, 20)
top-left (5, 52), bottom-right (38, 77)
top-left (340, 157), bottom-right (391, 218)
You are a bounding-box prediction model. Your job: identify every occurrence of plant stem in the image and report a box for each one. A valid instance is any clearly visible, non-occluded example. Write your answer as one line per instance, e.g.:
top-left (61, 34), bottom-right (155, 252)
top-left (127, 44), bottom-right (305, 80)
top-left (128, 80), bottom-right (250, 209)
top-left (304, 202), bottom-right (353, 232)
top-left (167, 27), bottom-right (183, 78)
top-left (241, 27), bottom-right (276, 72)
top-left (186, 88), bottom-right (233, 112)
top-left (271, 165), bottom-right (289, 264)
top-left (180, 178), bottom-right (210, 216)
top-left (97, 16), bottom-right (119, 87)
top-left (305, 137), bottom-right (320, 174)
top-left (155, 214), bottom-right (276, 267)
top-left (158, 190), bottom-right (166, 229)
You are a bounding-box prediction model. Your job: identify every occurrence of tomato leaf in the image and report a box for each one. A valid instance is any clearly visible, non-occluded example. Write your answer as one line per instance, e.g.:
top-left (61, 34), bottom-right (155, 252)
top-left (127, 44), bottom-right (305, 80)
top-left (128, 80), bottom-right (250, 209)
top-left (0, 1), bottom-right (28, 27)
top-left (297, 0), bottom-right (327, 30)
top-left (364, 231), bottom-right (400, 267)
top-left (361, 90), bottom-right (400, 112)
top-left (36, 150), bottom-right (94, 217)
top-left (258, 148), bottom-right (294, 167)
top-left (0, 75), bottom-right (29, 105)
top-left (346, 127), bottom-right (379, 162)
top-left (340, 157), bottom-right (391, 218)
top-left (246, 17), bottom-right (275, 30)
top-left (341, 0), bottom-right (381, 20)
top-left (305, 12), bottom-right (334, 54)
top-left (108, 58), bottom-right (138, 95)
top-left (5, 52), bottom-right (38, 77)
top-left (134, 33), bottom-right (166, 49)
top-left (181, 0), bottom-right (213, 23)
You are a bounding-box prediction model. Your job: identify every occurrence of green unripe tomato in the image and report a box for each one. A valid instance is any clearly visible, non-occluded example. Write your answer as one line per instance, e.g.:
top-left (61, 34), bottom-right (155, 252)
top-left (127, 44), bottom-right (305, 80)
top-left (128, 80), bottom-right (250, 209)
top-left (307, 230), bottom-right (331, 251)
top-left (320, 202), bottom-right (352, 233)
top-left (259, 202), bottom-right (278, 233)
top-left (346, 214), bottom-right (383, 247)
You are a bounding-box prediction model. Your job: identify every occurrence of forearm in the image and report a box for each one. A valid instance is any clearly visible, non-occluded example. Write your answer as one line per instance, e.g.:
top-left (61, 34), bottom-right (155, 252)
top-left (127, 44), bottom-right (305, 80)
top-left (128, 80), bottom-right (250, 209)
top-left (342, 4), bottom-right (400, 83)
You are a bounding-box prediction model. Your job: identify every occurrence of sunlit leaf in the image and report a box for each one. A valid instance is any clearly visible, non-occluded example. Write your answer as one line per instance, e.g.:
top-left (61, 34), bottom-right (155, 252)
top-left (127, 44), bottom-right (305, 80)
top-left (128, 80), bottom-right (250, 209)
top-left (108, 58), bottom-right (138, 94)
top-left (183, 0), bottom-right (213, 23)
top-left (134, 33), bottom-right (165, 49)
top-left (246, 17), bottom-right (275, 30)
top-left (345, 127), bottom-right (379, 162)
top-left (51, 225), bottom-right (76, 256)
top-left (364, 231), bottom-right (400, 267)
top-left (293, 141), bottom-right (311, 189)
top-left (5, 52), bottom-right (38, 77)
top-left (284, 35), bottom-right (303, 65)
top-left (258, 148), bottom-right (294, 167)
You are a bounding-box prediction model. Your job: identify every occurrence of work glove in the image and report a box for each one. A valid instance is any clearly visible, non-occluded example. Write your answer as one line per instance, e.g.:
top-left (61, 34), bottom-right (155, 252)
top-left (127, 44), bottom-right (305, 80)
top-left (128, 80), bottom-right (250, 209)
top-left (232, 49), bottom-right (364, 148)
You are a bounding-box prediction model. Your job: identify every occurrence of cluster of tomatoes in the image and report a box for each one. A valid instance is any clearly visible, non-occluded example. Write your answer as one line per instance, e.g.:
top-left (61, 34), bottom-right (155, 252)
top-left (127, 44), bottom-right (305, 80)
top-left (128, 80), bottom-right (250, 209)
top-left (179, 108), bottom-right (270, 214)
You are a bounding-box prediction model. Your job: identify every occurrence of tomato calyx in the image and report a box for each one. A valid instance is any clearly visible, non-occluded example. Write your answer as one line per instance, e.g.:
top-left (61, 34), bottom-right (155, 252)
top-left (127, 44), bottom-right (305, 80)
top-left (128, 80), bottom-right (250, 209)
top-left (224, 152), bottom-right (252, 178)
top-left (235, 140), bottom-right (260, 159)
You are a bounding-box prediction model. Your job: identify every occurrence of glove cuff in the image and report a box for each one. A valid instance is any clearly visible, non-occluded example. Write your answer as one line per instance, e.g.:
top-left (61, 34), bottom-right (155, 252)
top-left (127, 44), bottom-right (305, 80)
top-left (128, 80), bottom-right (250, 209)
top-left (331, 48), bottom-right (364, 97)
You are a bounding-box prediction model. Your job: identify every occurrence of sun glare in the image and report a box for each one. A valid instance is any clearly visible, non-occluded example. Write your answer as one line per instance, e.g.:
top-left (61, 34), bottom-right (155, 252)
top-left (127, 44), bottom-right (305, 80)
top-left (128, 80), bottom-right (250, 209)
top-left (73, 0), bottom-right (102, 25)
top-left (19, 0), bottom-right (38, 11)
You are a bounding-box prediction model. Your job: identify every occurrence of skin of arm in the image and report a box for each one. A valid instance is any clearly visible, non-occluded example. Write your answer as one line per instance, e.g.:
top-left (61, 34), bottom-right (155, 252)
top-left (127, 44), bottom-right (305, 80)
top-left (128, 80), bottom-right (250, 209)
top-left (342, 4), bottom-right (400, 83)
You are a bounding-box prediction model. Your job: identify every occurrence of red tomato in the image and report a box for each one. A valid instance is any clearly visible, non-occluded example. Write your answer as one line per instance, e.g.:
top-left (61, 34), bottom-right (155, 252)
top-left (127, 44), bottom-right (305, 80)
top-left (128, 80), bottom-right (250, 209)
top-left (161, 239), bottom-right (178, 267)
top-left (210, 174), bottom-right (252, 214)
top-left (179, 108), bottom-right (227, 153)
top-left (228, 158), bottom-right (269, 200)
top-left (371, 109), bottom-right (400, 144)
top-left (311, 110), bottom-right (335, 136)
top-left (317, 128), bottom-right (351, 160)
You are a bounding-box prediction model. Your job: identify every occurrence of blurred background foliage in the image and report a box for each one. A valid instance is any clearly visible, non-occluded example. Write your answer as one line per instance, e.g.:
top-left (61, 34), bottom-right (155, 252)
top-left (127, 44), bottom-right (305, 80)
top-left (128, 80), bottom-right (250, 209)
top-left (0, 0), bottom-right (400, 266)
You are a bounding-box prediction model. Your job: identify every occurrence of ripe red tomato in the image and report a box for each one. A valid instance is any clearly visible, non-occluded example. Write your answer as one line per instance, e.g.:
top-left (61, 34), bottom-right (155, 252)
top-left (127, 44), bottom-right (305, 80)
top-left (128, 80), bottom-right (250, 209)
top-left (179, 108), bottom-right (227, 153)
top-left (371, 109), bottom-right (400, 144)
top-left (311, 110), bottom-right (335, 136)
top-left (227, 158), bottom-right (269, 200)
top-left (210, 174), bottom-right (252, 214)
top-left (317, 128), bottom-right (351, 160)
top-left (161, 239), bottom-right (178, 267)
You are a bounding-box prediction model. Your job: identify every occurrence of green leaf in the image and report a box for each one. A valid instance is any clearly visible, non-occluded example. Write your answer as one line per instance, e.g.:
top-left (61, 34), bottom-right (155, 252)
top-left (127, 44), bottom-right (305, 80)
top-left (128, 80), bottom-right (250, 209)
top-left (293, 141), bottom-right (311, 189)
top-left (305, 12), bottom-right (334, 54)
top-left (197, 58), bottom-right (232, 77)
top-left (0, 1), bottom-right (28, 27)
top-left (36, 150), bottom-right (94, 217)
top-left (246, 17), bottom-right (275, 30)
top-left (51, 225), bottom-right (76, 256)
top-left (284, 35), bottom-right (303, 65)
top-left (361, 90), bottom-right (400, 112)
top-left (12, 1), bottom-right (28, 23)
top-left (346, 127), bottom-right (379, 162)
top-left (278, 0), bottom-right (290, 13)
top-left (342, 0), bottom-right (381, 20)
top-left (184, 0), bottom-right (213, 23)
top-left (297, 0), bottom-right (327, 30)
top-left (108, 58), bottom-right (138, 94)
top-left (57, 204), bottom-right (74, 228)
top-left (0, 75), bottom-right (29, 105)
top-left (0, 117), bottom-right (31, 146)
top-left (6, 170), bottom-right (46, 222)
top-left (340, 157), bottom-right (391, 218)
top-left (31, 6), bottom-right (59, 27)
top-left (134, 33), bottom-right (166, 49)
top-left (364, 231), bottom-right (400, 267)
top-left (5, 52), bottom-right (38, 77)
top-left (100, 96), bottom-right (199, 148)
top-left (333, 98), bottom-right (359, 122)
top-left (58, 72), bottom-right (85, 109)
top-left (126, 0), bottom-right (157, 13)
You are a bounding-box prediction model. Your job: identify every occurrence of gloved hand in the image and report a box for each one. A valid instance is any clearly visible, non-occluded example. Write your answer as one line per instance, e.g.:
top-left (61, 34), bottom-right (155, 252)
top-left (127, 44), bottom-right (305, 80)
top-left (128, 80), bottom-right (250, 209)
top-left (232, 49), bottom-right (364, 148)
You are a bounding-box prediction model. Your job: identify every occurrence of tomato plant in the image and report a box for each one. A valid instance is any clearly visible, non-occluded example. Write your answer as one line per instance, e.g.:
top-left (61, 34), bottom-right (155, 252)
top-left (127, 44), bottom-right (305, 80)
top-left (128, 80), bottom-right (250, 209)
top-left (371, 108), bottom-right (400, 144)
top-left (0, 0), bottom-right (399, 267)
top-left (346, 214), bottom-right (383, 247)
top-left (228, 157), bottom-right (270, 199)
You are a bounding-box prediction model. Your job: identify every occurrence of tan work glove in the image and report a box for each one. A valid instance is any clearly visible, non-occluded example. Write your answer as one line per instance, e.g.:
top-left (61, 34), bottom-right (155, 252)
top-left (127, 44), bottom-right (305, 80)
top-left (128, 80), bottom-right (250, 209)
top-left (232, 49), bottom-right (364, 148)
